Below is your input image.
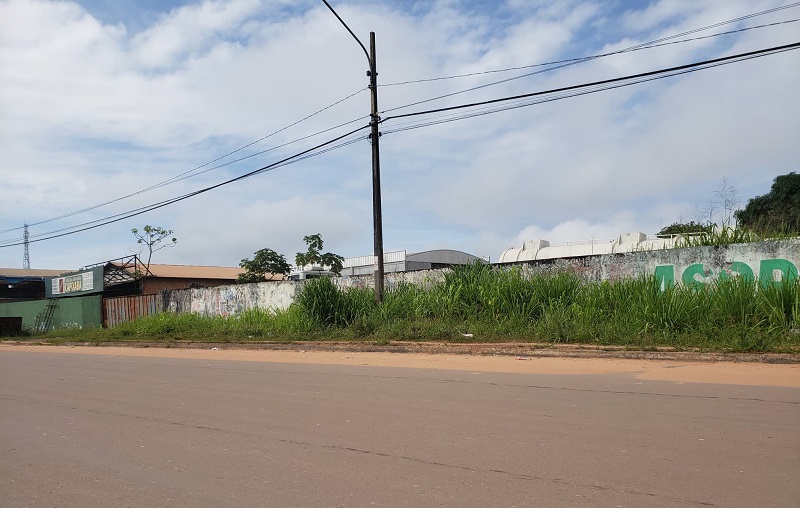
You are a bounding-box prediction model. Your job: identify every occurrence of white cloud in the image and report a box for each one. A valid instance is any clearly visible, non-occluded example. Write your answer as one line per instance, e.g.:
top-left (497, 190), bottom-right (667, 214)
top-left (1, 0), bottom-right (797, 269)
top-left (131, 0), bottom-right (264, 69)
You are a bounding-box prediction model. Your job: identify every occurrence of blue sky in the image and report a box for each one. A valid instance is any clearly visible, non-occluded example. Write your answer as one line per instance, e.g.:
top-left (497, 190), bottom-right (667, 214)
top-left (1, 0), bottom-right (798, 270)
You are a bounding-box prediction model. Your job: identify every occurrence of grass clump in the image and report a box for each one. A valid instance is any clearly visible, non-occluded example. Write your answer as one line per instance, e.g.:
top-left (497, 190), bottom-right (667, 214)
top-left (672, 226), bottom-right (796, 248)
top-left (34, 263), bottom-right (800, 353)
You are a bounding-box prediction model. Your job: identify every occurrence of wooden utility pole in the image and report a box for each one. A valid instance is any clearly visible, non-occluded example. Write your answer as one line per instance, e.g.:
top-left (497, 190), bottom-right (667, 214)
top-left (368, 32), bottom-right (385, 303)
top-left (321, 1), bottom-right (385, 303)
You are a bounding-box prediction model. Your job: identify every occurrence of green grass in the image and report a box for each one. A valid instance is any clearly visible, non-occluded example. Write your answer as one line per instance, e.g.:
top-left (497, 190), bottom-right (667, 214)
top-left (673, 226), bottom-right (796, 248)
top-left (24, 263), bottom-right (800, 353)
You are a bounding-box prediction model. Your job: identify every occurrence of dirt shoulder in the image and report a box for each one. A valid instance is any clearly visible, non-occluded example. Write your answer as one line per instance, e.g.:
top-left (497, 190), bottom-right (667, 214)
top-left (2, 342), bottom-right (799, 387)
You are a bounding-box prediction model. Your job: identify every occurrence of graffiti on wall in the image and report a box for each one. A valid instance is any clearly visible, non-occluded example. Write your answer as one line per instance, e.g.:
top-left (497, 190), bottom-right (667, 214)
top-left (655, 258), bottom-right (797, 289)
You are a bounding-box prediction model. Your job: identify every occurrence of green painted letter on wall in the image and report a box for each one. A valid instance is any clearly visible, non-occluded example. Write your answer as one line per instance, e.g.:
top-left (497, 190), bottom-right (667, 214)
top-left (654, 265), bottom-right (675, 291)
top-left (682, 263), bottom-right (713, 289)
top-left (719, 261), bottom-right (755, 282)
top-left (759, 259), bottom-right (798, 287)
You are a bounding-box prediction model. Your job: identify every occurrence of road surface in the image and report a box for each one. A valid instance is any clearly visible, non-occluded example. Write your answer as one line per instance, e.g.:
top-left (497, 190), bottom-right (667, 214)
top-left (1, 346), bottom-right (798, 507)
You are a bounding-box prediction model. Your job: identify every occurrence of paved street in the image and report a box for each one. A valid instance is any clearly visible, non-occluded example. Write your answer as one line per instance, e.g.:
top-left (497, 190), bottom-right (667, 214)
top-left (1, 349), bottom-right (798, 507)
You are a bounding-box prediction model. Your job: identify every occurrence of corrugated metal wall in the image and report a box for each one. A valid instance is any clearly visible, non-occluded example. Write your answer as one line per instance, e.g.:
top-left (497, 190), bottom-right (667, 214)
top-left (103, 294), bottom-right (161, 328)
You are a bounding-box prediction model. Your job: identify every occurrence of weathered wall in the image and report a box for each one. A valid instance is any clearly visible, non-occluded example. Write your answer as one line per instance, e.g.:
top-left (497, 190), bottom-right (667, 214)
top-left (163, 281), bottom-right (297, 316)
top-left (337, 268), bottom-right (447, 291)
top-left (0, 295), bottom-right (102, 331)
top-left (339, 239), bottom-right (799, 290)
top-left (145, 240), bottom-right (800, 320)
top-left (141, 278), bottom-right (235, 295)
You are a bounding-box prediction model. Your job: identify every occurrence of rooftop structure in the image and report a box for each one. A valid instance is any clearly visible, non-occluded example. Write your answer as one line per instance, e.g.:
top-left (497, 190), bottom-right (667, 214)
top-left (340, 249), bottom-right (485, 277)
top-left (498, 232), bottom-right (681, 263)
top-left (104, 261), bottom-right (249, 295)
top-left (0, 268), bottom-right (74, 300)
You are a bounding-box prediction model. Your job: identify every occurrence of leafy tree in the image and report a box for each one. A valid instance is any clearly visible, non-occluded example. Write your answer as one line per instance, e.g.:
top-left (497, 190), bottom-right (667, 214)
top-left (295, 233), bottom-right (344, 276)
top-left (657, 221), bottom-right (714, 236)
top-left (237, 248), bottom-right (291, 283)
top-left (735, 172), bottom-right (800, 234)
top-left (131, 225), bottom-right (177, 273)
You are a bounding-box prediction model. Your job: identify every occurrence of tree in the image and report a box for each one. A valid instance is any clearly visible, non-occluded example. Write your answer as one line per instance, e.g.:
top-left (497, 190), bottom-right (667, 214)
top-left (237, 248), bottom-right (291, 283)
top-left (735, 172), bottom-right (800, 234)
top-left (131, 225), bottom-right (177, 273)
top-left (295, 233), bottom-right (344, 276)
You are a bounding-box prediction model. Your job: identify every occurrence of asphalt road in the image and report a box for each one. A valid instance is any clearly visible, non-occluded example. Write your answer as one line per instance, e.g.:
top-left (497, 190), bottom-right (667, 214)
top-left (1, 350), bottom-right (798, 507)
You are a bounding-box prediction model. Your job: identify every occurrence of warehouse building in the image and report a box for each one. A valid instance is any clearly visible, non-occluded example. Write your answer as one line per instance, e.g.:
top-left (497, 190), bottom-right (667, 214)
top-left (339, 249), bottom-right (485, 277)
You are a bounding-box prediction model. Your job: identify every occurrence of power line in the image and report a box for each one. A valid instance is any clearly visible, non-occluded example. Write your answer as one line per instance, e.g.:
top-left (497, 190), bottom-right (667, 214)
top-left (381, 46), bottom-right (794, 134)
top-left (0, 126), bottom-right (370, 248)
top-left (0, 87), bottom-right (368, 236)
top-left (7, 42), bottom-right (794, 248)
top-left (381, 42), bottom-right (800, 125)
top-left (6, 5), bottom-right (795, 237)
top-left (378, 5), bottom-right (800, 115)
top-left (4, 7), bottom-right (797, 246)
top-left (11, 128), bottom-right (369, 245)
top-left (3, 43), bottom-right (794, 248)
top-left (381, 18), bottom-right (799, 87)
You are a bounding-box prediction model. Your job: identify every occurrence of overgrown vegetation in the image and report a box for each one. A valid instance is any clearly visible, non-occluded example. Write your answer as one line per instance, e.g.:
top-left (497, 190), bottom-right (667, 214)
top-left (672, 226), bottom-right (762, 248)
top-left (29, 263), bottom-right (800, 353)
top-left (236, 233), bottom-right (345, 283)
top-left (658, 173), bottom-right (799, 246)
top-left (657, 221), bottom-right (714, 236)
top-left (237, 248), bottom-right (291, 283)
top-left (735, 172), bottom-right (800, 234)
top-left (131, 225), bottom-right (177, 273)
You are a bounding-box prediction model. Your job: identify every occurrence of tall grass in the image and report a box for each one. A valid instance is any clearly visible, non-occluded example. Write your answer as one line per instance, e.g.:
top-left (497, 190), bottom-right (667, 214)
top-left (37, 263), bottom-right (800, 352)
top-left (673, 226), bottom-right (796, 248)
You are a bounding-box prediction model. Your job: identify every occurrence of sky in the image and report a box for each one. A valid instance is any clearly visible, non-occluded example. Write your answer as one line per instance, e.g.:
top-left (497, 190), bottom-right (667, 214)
top-left (1, 0), bottom-right (798, 270)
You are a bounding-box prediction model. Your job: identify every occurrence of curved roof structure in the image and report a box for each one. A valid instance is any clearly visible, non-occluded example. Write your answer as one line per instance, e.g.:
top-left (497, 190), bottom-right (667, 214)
top-left (341, 249), bottom-right (485, 276)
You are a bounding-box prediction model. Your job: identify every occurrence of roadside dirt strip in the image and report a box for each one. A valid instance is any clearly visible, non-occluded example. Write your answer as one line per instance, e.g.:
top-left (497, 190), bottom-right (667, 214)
top-left (2, 343), bottom-right (798, 387)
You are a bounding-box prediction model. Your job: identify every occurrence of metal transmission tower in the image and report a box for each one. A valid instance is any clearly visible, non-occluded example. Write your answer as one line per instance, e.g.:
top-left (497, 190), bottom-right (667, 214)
top-left (23, 224), bottom-right (30, 269)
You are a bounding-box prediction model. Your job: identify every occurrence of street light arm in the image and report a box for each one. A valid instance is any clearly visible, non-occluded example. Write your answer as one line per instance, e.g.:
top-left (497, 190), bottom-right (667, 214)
top-left (321, 0), bottom-right (372, 67)
top-left (321, 1), bottom-right (385, 303)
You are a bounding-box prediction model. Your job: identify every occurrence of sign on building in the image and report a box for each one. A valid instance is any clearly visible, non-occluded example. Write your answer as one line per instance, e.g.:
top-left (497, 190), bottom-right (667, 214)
top-left (45, 267), bottom-right (104, 298)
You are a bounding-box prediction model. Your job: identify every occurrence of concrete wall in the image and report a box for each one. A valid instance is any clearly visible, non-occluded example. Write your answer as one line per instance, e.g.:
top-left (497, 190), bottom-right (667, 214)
top-left (141, 277), bottom-right (236, 295)
top-left (163, 281), bottom-right (297, 316)
top-left (0, 295), bottom-right (102, 331)
top-left (340, 239), bottom-right (800, 290)
top-left (134, 240), bottom-right (800, 320)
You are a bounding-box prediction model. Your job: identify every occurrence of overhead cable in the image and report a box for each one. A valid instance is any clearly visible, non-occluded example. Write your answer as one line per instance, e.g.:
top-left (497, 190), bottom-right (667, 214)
top-left (0, 87), bottom-right (368, 236)
top-left (381, 42), bottom-right (800, 125)
top-left (0, 126), bottom-right (370, 248)
top-left (381, 18), bottom-right (799, 87)
top-left (379, 4), bottom-right (800, 115)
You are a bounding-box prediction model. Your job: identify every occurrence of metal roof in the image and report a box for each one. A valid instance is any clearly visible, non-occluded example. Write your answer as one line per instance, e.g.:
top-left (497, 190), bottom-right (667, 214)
top-left (0, 268), bottom-right (73, 278)
top-left (120, 264), bottom-right (249, 280)
top-left (0, 268), bottom-right (73, 284)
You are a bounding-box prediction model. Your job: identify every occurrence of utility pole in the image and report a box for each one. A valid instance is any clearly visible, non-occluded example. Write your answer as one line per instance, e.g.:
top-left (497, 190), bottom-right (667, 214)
top-left (322, 1), bottom-right (385, 303)
top-left (368, 32), bottom-right (385, 303)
